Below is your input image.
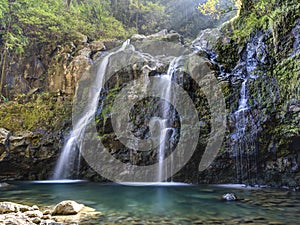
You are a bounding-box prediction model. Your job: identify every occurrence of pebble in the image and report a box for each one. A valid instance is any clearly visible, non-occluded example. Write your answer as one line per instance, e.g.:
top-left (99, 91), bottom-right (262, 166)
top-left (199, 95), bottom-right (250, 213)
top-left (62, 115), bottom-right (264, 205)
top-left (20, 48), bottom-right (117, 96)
top-left (31, 217), bottom-right (41, 224)
top-left (42, 214), bottom-right (52, 220)
top-left (43, 209), bottom-right (52, 215)
top-left (32, 205), bottom-right (39, 210)
top-left (24, 210), bottom-right (43, 218)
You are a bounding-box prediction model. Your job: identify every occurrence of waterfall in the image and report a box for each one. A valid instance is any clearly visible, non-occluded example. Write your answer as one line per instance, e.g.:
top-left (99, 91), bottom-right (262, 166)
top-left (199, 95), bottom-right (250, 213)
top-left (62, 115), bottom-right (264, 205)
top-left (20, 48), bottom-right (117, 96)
top-left (156, 57), bottom-right (181, 182)
top-left (52, 40), bottom-right (131, 180)
top-left (193, 31), bottom-right (266, 184)
top-left (230, 33), bottom-right (267, 184)
top-left (291, 19), bottom-right (300, 56)
top-left (237, 79), bottom-right (248, 112)
top-left (232, 80), bottom-right (260, 184)
top-left (232, 78), bottom-right (257, 183)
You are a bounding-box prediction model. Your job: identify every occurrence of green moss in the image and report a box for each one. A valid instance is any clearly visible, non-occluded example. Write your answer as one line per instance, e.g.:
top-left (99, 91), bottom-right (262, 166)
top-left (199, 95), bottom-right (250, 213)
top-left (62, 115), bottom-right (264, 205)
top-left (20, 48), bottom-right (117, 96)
top-left (0, 92), bottom-right (72, 132)
top-left (227, 0), bottom-right (299, 43)
top-left (216, 41), bottom-right (239, 72)
top-left (275, 55), bottom-right (300, 100)
top-left (95, 86), bottom-right (121, 133)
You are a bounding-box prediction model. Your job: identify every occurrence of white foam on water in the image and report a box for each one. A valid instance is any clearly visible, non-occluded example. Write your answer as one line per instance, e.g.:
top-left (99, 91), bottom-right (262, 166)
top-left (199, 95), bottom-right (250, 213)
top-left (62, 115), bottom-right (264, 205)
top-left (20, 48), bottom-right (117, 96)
top-left (211, 184), bottom-right (265, 189)
top-left (117, 182), bottom-right (191, 186)
top-left (32, 179), bottom-right (87, 184)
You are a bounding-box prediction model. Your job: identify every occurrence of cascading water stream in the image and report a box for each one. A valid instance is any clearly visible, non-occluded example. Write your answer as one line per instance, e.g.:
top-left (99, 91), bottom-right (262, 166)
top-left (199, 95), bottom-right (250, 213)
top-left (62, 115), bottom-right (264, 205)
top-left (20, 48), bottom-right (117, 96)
top-left (52, 40), bottom-right (131, 180)
top-left (231, 33), bottom-right (267, 184)
top-left (232, 79), bottom-right (252, 182)
top-left (156, 57), bottom-right (181, 182)
top-left (157, 119), bottom-right (169, 182)
top-left (193, 32), bottom-right (266, 184)
top-left (237, 79), bottom-right (248, 112)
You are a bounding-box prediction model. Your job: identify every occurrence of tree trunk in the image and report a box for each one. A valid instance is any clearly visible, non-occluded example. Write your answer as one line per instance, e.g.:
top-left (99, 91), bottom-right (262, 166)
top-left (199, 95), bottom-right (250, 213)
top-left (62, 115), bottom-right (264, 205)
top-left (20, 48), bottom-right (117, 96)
top-left (66, 0), bottom-right (71, 8)
top-left (0, 48), bottom-right (7, 96)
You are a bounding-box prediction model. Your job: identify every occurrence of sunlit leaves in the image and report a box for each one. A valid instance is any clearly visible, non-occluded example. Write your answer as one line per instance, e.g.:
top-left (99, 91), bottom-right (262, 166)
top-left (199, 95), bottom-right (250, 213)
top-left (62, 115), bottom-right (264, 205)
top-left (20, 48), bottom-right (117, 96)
top-left (0, 0), bottom-right (133, 54)
top-left (0, 1), bottom-right (8, 20)
top-left (198, 0), bottom-right (222, 19)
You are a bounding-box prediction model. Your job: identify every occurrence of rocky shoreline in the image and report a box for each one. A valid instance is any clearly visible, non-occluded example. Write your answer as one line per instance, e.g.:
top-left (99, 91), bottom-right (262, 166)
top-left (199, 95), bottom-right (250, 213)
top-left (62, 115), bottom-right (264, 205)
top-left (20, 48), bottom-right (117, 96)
top-left (0, 200), bottom-right (102, 225)
top-left (0, 197), bottom-right (291, 225)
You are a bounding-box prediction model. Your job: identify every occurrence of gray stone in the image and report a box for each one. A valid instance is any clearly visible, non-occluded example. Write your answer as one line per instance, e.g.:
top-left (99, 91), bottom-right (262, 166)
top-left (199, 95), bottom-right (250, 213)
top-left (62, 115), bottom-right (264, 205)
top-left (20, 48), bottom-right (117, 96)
top-left (0, 183), bottom-right (10, 188)
top-left (41, 220), bottom-right (63, 225)
top-left (0, 128), bottom-right (11, 148)
top-left (32, 205), bottom-right (39, 210)
top-left (89, 41), bottom-right (106, 52)
top-left (31, 217), bottom-right (41, 224)
top-left (43, 210), bottom-right (52, 215)
top-left (222, 193), bottom-right (238, 201)
top-left (191, 28), bottom-right (221, 52)
top-left (52, 200), bottom-right (84, 215)
top-left (131, 34), bottom-right (147, 41)
top-left (0, 202), bottom-right (31, 213)
top-left (25, 210), bottom-right (43, 218)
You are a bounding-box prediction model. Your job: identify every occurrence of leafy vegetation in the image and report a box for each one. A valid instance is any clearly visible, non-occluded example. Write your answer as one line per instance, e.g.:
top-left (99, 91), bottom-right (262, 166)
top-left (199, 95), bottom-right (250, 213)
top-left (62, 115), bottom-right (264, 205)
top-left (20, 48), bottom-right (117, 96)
top-left (110, 0), bottom-right (232, 38)
top-left (0, 0), bottom-right (134, 96)
top-left (0, 0), bottom-right (235, 97)
top-left (198, 0), bottom-right (241, 19)
top-left (230, 0), bottom-right (299, 43)
top-left (198, 0), bottom-right (222, 19)
top-left (110, 0), bottom-right (167, 34)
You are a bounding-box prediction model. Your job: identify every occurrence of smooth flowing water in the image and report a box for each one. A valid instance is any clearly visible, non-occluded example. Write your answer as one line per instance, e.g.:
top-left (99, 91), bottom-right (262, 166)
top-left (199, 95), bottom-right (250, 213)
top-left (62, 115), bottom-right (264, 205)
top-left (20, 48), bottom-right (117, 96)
top-left (52, 41), bottom-right (131, 179)
top-left (231, 33), bottom-right (267, 183)
top-left (53, 43), bottom-right (183, 182)
top-left (1, 182), bottom-right (300, 224)
top-left (156, 57), bottom-right (181, 182)
top-left (232, 78), bottom-right (258, 183)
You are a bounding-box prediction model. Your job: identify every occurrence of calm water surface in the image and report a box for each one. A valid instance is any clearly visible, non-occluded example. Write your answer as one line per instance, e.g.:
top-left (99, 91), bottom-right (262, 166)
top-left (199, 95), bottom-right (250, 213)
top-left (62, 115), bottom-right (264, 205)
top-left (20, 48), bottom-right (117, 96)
top-left (1, 181), bottom-right (299, 224)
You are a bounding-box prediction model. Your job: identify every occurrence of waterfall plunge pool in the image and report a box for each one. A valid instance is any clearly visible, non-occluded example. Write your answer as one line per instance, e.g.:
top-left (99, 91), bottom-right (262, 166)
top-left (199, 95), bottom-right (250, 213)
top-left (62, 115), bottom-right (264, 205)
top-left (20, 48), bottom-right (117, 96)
top-left (1, 182), bottom-right (300, 224)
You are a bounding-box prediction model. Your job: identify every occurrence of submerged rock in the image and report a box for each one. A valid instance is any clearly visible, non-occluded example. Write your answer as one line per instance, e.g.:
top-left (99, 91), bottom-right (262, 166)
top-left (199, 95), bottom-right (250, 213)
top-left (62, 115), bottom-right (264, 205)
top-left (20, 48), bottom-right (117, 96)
top-left (52, 200), bottom-right (84, 215)
top-left (0, 183), bottom-right (9, 188)
top-left (222, 193), bottom-right (238, 201)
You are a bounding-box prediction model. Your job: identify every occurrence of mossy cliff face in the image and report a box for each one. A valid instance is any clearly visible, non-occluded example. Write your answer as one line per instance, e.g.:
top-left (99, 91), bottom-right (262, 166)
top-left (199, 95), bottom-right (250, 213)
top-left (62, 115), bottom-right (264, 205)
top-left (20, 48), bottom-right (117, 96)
top-left (2, 35), bottom-right (113, 98)
top-left (0, 92), bottom-right (71, 180)
top-left (0, 37), bottom-right (119, 180)
top-left (203, 0), bottom-right (300, 187)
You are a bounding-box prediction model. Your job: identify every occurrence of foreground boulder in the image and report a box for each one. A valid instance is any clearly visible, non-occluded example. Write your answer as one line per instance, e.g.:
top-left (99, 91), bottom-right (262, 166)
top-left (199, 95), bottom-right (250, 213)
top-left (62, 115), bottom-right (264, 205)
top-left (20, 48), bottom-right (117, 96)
top-left (52, 200), bottom-right (84, 215)
top-left (0, 201), bottom-right (101, 224)
top-left (0, 202), bottom-right (32, 213)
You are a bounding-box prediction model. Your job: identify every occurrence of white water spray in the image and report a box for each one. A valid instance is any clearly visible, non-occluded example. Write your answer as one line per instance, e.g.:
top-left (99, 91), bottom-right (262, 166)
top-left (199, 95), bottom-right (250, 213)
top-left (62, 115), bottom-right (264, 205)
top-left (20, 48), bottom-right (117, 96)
top-left (52, 41), bottom-right (131, 179)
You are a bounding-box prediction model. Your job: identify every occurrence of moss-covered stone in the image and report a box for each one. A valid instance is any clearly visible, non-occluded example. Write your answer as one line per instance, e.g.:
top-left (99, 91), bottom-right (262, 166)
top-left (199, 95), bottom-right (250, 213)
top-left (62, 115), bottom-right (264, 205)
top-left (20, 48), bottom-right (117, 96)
top-left (0, 92), bottom-right (72, 132)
